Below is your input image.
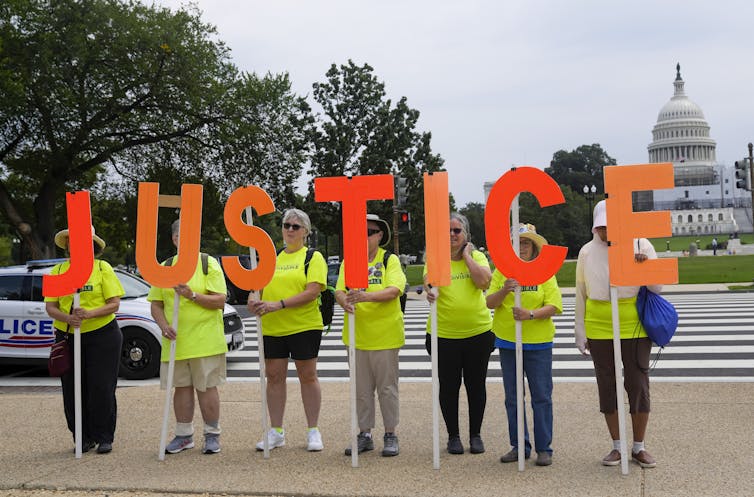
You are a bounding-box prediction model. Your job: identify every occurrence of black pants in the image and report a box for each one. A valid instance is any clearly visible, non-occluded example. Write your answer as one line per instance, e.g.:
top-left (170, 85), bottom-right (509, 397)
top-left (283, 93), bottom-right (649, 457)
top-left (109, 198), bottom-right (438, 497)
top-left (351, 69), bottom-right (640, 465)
top-left (58, 320), bottom-right (123, 444)
top-left (425, 331), bottom-right (495, 437)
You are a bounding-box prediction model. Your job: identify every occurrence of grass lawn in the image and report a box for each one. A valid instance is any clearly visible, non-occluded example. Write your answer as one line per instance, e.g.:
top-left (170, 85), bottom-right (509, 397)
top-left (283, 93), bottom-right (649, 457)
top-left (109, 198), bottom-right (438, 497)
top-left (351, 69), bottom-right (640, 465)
top-left (554, 254), bottom-right (754, 287)
top-left (407, 254), bottom-right (754, 288)
top-left (648, 234), bottom-right (753, 252)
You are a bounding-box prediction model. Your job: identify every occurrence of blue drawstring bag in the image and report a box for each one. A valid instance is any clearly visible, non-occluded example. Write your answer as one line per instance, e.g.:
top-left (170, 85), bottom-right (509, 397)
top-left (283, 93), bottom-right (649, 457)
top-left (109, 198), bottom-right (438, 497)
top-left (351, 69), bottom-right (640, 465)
top-left (636, 286), bottom-right (678, 347)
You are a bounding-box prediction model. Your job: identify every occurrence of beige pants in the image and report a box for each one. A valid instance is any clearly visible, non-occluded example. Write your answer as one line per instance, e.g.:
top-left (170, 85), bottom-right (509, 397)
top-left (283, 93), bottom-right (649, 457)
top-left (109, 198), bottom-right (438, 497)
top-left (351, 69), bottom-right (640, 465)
top-left (353, 348), bottom-right (400, 431)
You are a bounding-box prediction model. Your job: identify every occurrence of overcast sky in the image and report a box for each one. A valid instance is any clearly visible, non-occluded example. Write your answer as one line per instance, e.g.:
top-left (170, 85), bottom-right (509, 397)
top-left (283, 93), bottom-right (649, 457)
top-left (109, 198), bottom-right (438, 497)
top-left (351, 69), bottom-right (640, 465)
top-left (155, 0), bottom-right (753, 206)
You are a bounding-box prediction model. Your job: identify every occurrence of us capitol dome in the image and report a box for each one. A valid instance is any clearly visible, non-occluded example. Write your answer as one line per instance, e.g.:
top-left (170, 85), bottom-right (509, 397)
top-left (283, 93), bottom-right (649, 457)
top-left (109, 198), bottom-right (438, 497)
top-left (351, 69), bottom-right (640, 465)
top-left (644, 64), bottom-right (750, 235)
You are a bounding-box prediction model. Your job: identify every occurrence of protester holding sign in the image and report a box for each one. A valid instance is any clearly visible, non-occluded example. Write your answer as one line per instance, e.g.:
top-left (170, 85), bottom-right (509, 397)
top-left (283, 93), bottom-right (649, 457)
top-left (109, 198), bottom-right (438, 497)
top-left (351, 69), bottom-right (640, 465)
top-left (574, 200), bottom-right (661, 468)
top-left (423, 212), bottom-right (494, 455)
top-left (335, 213), bottom-right (406, 457)
top-left (148, 220), bottom-right (228, 455)
top-left (44, 227), bottom-right (124, 454)
top-left (486, 223), bottom-right (562, 466)
top-left (248, 208), bottom-right (327, 452)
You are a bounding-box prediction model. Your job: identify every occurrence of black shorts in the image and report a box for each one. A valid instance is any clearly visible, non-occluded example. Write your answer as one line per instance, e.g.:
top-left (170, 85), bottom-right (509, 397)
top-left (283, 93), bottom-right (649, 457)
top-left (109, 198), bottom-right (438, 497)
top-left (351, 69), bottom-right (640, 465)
top-left (263, 329), bottom-right (322, 361)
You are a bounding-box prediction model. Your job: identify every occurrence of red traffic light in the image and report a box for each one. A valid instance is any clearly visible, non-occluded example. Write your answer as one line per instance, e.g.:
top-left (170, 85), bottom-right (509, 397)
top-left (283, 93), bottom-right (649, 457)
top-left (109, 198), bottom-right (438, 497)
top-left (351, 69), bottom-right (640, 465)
top-left (400, 212), bottom-right (409, 223)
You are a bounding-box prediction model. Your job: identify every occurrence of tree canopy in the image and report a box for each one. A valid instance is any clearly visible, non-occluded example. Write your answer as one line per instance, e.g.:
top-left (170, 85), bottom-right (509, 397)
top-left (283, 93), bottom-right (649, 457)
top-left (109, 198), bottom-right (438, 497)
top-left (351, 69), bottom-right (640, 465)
top-left (306, 60), bottom-right (444, 257)
top-left (544, 143), bottom-right (616, 197)
top-left (0, 0), bottom-right (312, 260)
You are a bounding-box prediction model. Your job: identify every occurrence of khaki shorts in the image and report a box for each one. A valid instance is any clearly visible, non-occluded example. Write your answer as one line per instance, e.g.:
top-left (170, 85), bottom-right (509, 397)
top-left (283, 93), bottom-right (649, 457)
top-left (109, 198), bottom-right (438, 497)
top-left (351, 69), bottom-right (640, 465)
top-left (160, 354), bottom-right (227, 392)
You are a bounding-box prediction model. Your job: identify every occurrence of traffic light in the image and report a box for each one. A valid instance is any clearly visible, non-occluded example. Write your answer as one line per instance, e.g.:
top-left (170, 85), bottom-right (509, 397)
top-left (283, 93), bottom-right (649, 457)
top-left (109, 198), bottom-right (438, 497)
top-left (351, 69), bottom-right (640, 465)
top-left (398, 210), bottom-right (411, 232)
top-left (395, 176), bottom-right (408, 207)
top-left (735, 159), bottom-right (752, 191)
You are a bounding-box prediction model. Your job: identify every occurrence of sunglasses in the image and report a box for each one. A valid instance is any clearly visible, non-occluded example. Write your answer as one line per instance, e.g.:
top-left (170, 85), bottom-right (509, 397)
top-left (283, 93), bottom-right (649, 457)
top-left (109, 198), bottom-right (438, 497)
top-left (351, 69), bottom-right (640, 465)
top-left (450, 228), bottom-right (463, 235)
top-left (367, 228), bottom-right (382, 236)
top-left (282, 223), bottom-right (302, 231)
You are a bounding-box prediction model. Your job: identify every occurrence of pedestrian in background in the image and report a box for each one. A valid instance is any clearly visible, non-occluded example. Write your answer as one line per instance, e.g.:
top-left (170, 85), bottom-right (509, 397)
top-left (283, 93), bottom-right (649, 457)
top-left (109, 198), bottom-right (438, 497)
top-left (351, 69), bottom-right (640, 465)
top-left (335, 214), bottom-right (406, 457)
top-left (574, 200), bottom-right (660, 468)
top-left (486, 223), bottom-right (561, 467)
top-left (45, 227), bottom-right (124, 454)
top-left (423, 212), bottom-right (494, 455)
top-left (149, 220), bottom-right (228, 455)
top-left (248, 208), bottom-right (327, 452)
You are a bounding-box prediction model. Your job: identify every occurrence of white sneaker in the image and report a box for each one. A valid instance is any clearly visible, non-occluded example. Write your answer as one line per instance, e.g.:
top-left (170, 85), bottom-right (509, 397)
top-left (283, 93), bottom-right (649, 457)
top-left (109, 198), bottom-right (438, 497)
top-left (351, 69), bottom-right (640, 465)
top-left (256, 428), bottom-right (285, 451)
top-left (307, 428), bottom-right (324, 451)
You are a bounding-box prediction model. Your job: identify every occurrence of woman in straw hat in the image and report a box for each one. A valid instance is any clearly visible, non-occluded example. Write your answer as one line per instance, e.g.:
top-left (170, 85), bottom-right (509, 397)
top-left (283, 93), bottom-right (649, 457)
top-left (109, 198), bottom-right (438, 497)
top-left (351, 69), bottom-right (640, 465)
top-left (486, 223), bottom-right (562, 467)
top-left (424, 212), bottom-right (494, 456)
top-left (44, 227), bottom-right (125, 454)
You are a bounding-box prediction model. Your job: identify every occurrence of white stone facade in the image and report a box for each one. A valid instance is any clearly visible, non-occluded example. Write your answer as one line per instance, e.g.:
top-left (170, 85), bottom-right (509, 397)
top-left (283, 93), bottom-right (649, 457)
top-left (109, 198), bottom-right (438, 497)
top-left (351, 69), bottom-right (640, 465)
top-left (670, 207), bottom-right (738, 235)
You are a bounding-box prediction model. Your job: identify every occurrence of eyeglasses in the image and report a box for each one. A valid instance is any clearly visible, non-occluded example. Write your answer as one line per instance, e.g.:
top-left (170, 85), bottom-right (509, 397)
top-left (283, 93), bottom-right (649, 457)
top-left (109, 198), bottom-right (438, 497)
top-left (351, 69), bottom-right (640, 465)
top-left (450, 228), bottom-right (463, 235)
top-left (282, 223), bottom-right (302, 231)
top-left (367, 228), bottom-right (382, 237)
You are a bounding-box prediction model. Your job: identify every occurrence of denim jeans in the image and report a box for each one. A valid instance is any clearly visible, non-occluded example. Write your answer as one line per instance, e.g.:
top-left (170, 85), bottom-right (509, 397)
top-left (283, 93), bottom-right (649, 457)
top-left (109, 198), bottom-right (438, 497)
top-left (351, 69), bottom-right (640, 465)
top-left (499, 347), bottom-right (553, 455)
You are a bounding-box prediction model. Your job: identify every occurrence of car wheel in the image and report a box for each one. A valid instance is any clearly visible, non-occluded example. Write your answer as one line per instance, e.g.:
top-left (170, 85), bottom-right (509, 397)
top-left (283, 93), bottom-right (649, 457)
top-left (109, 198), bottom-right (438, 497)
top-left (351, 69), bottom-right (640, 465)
top-left (228, 287), bottom-right (239, 304)
top-left (119, 327), bottom-right (160, 380)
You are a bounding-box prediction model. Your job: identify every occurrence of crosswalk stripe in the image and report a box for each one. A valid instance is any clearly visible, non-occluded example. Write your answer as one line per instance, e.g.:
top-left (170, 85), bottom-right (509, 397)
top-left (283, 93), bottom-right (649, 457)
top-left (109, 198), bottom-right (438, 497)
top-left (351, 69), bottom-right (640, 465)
top-left (227, 293), bottom-right (754, 381)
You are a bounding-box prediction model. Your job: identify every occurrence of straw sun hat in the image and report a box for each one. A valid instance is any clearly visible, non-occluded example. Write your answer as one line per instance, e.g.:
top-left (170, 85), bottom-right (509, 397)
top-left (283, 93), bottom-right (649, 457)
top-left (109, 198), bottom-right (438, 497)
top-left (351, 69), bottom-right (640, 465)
top-left (54, 226), bottom-right (106, 251)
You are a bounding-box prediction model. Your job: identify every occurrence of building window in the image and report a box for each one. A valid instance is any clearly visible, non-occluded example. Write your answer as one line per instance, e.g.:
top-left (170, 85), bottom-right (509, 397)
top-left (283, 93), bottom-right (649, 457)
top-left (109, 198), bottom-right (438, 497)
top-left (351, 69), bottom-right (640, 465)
top-left (725, 178), bottom-right (729, 183)
top-left (685, 191), bottom-right (689, 198)
top-left (719, 213), bottom-right (724, 221)
top-left (698, 214), bottom-right (703, 222)
top-left (688, 215), bottom-right (693, 223)
top-left (705, 191), bottom-right (709, 195)
top-left (678, 215), bottom-right (683, 224)
top-left (708, 214), bottom-right (713, 222)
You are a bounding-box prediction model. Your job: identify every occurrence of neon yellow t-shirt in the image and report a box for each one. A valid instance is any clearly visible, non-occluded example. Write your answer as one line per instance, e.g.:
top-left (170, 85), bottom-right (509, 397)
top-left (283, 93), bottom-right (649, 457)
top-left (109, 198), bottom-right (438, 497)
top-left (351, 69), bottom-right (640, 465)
top-left (45, 260), bottom-right (125, 333)
top-left (260, 247), bottom-right (326, 336)
top-left (147, 255), bottom-right (228, 361)
top-left (336, 248), bottom-right (406, 350)
top-left (585, 297), bottom-right (647, 340)
top-left (489, 269), bottom-right (562, 344)
top-left (424, 250), bottom-right (492, 339)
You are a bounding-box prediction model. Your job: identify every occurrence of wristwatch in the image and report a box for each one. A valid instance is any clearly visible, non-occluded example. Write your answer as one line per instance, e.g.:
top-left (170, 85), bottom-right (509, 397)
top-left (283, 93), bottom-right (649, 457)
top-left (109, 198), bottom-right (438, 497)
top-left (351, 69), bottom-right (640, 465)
top-left (529, 310), bottom-right (534, 320)
top-left (191, 291), bottom-right (197, 301)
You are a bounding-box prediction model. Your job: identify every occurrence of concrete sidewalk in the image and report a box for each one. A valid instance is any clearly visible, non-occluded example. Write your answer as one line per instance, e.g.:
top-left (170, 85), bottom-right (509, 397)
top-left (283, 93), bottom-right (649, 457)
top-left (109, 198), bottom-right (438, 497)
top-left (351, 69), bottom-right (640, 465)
top-left (2, 381), bottom-right (753, 497)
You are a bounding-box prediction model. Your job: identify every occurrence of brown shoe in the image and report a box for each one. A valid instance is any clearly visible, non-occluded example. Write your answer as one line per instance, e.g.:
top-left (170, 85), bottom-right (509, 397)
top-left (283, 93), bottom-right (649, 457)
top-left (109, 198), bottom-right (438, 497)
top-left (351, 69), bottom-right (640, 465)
top-left (601, 449), bottom-right (621, 466)
top-left (632, 450), bottom-right (657, 468)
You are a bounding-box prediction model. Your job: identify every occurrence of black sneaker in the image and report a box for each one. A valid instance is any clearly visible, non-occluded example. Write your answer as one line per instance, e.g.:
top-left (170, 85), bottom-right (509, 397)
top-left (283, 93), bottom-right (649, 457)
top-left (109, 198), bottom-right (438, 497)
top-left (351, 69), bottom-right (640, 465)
top-left (96, 442), bottom-right (112, 454)
top-left (73, 440), bottom-right (97, 454)
top-left (447, 435), bottom-right (464, 454)
top-left (469, 435), bottom-right (485, 454)
top-left (381, 432), bottom-right (399, 457)
top-left (344, 432), bottom-right (374, 455)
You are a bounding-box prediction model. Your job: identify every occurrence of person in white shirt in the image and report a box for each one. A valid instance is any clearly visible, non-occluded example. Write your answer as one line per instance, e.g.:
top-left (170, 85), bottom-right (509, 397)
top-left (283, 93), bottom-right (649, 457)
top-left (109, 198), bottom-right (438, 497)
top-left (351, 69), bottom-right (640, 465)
top-left (574, 200), bottom-right (661, 469)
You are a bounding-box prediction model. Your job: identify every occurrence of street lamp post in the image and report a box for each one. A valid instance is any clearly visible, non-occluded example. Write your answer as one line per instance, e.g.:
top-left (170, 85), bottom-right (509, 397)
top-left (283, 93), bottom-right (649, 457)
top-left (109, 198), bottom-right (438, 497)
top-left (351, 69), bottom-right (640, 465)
top-left (583, 184), bottom-right (597, 225)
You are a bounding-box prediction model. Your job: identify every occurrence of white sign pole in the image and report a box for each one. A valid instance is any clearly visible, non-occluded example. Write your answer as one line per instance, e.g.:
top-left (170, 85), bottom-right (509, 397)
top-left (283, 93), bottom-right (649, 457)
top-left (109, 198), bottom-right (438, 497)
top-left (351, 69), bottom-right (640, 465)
top-left (610, 286), bottom-right (629, 475)
top-left (348, 309), bottom-right (358, 468)
top-left (512, 196), bottom-right (525, 472)
top-left (430, 287), bottom-right (440, 470)
top-left (72, 292), bottom-right (82, 459)
top-left (158, 298), bottom-right (179, 461)
top-left (245, 207), bottom-right (270, 458)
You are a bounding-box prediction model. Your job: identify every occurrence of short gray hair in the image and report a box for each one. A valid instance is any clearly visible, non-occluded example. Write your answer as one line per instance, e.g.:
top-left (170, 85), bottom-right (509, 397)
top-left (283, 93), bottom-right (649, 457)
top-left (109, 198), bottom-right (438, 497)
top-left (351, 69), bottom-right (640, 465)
top-left (171, 219), bottom-right (180, 236)
top-left (450, 212), bottom-right (471, 240)
top-left (282, 208), bottom-right (311, 236)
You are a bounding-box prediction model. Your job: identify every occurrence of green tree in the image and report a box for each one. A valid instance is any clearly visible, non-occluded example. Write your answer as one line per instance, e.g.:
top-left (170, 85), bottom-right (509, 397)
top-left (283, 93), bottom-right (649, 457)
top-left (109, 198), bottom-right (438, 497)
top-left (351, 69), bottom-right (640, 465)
top-left (545, 143), bottom-right (616, 197)
top-left (459, 202), bottom-right (486, 249)
top-left (307, 60), bottom-right (444, 257)
top-left (518, 186), bottom-right (594, 258)
top-left (0, 0), bottom-right (312, 261)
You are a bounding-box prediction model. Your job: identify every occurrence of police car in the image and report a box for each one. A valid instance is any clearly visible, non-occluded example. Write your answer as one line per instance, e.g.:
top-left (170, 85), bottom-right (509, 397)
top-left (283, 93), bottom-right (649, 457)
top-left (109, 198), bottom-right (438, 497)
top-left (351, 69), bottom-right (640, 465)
top-left (0, 260), bottom-right (245, 380)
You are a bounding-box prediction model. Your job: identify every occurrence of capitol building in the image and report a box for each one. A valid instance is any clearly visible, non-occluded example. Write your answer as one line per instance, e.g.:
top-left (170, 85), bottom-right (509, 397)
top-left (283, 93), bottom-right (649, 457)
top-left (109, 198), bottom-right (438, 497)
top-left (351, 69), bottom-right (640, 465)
top-left (642, 64), bottom-right (751, 235)
top-left (484, 64), bottom-right (753, 235)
